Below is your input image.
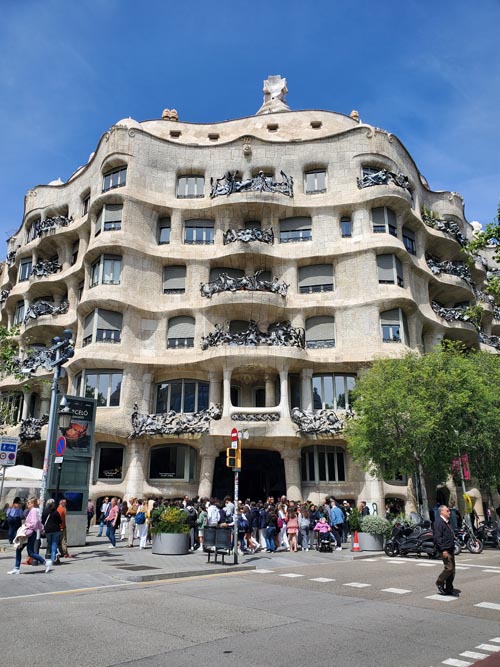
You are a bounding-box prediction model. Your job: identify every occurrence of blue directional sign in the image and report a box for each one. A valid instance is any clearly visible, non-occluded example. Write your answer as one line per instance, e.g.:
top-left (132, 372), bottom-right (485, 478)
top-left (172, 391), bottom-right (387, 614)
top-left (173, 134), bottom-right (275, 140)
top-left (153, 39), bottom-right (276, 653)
top-left (0, 437), bottom-right (18, 466)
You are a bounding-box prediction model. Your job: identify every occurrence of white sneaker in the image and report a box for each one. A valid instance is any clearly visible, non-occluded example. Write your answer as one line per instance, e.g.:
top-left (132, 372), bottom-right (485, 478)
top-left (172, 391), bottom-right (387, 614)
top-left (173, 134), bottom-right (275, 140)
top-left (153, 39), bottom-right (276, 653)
top-left (336, 547), bottom-right (342, 551)
top-left (45, 560), bottom-right (53, 573)
top-left (108, 545), bottom-right (116, 549)
top-left (7, 568), bottom-right (20, 575)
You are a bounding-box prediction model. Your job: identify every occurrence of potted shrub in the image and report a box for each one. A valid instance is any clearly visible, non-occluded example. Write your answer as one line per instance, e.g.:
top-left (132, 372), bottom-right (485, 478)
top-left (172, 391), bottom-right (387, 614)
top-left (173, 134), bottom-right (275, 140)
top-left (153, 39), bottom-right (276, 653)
top-left (151, 506), bottom-right (190, 555)
top-left (357, 515), bottom-right (391, 551)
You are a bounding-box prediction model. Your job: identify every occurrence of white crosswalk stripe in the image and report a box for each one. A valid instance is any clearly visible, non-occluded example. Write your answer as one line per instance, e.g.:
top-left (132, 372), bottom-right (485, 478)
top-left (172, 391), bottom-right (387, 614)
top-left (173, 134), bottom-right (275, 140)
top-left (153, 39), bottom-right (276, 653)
top-left (425, 594), bottom-right (459, 602)
top-left (309, 577), bottom-right (335, 582)
top-left (253, 569), bottom-right (274, 573)
top-left (382, 588), bottom-right (411, 594)
top-left (460, 651), bottom-right (490, 660)
top-left (476, 644), bottom-right (500, 652)
top-left (442, 659), bottom-right (472, 666)
top-left (279, 573), bottom-right (304, 578)
top-left (475, 602), bottom-right (500, 611)
top-left (344, 582), bottom-right (371, 588)
top-left (417, 562), bottom-right (439, 567)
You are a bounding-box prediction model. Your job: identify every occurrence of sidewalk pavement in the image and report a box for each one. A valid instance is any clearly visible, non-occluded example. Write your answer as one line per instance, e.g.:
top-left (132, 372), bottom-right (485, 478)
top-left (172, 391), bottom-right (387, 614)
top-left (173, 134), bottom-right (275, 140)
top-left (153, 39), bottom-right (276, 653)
top-left (0, 527), bottom-right (379, 598)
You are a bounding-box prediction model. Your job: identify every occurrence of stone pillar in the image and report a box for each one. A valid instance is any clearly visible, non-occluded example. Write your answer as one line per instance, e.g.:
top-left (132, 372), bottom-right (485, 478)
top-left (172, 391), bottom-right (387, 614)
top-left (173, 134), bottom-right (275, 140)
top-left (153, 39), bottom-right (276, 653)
top-left (209, 372), bottom-right (221, 407)
top-left (141, 372), bottom-right (153, 413)
top-left (21, 392), bottom-right (32, 420)
top-left (300, 368), bottom-right (313, 411)
top-left (39, 383), bottom-right (51, 417)
top-left (222, 368), bottom-right (232, 417)
top-left (282, 448), bottom-right (302, 501)
top-left (197, 447), bottom-right (217, 499)
top-left (278, 370), bottom-right (289, 417)
top-left (124, 441), bottom-right (146, 500)
top-left (359, 470), bottom-right (385, 515)
top-left (265, 373), bottom-right (276, 407)
top-left (170, 209), bottom-right (183, 244)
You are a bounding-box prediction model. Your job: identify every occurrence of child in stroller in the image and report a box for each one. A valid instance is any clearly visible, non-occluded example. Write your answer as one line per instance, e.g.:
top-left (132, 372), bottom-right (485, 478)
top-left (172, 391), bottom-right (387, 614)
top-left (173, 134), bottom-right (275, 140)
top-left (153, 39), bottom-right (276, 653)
top-left (313, 516), bottom-right (334, 552)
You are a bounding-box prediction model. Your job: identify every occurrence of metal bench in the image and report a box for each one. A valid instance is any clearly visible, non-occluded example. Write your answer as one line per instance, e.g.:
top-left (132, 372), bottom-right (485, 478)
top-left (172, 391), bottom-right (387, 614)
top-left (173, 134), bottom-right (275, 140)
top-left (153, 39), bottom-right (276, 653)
top-left (203, 526), bottom-right (232, 564)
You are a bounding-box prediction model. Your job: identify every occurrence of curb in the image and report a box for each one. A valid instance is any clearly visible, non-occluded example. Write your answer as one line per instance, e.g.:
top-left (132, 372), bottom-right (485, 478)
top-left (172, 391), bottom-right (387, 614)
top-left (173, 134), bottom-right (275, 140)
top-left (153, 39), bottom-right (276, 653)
top-left (121, 564), bottom-right (256, 582)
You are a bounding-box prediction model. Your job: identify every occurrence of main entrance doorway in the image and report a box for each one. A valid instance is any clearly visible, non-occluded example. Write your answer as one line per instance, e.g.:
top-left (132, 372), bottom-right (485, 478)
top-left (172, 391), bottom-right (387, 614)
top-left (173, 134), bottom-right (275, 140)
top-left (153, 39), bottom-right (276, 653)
top-left (212, 449), bottom-right (286, 501)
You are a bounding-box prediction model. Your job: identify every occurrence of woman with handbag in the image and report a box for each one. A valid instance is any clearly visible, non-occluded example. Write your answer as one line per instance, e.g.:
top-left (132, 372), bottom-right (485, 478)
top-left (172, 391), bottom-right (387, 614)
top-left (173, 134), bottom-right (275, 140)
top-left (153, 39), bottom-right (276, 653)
top-left (6, 497), bottom-right (23, 544)
top-left (8, 496), bottom-right (47, 575)
top-left (41, 498), bottom-right (62, 573)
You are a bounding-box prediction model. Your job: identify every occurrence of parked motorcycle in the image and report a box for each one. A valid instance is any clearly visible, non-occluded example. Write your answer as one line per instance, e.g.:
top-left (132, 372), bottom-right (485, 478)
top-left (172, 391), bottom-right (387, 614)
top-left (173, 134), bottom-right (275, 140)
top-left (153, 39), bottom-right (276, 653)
top-left (455, 523), bottom-right (483, 554)
top-left (475, 521), bottom-right (500, 549)
top-left (384, 522), bottom-right (438, 558)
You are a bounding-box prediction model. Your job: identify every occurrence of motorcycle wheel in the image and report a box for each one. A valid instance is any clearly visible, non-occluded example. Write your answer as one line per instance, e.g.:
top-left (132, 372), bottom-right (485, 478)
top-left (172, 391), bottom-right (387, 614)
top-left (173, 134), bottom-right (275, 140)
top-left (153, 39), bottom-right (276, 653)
top-left (454, 540), bottom-right (462, 556)
top-left (466, 538), bottom-right (483, 554)
top-left (384, 542), bottom-right (399, 557)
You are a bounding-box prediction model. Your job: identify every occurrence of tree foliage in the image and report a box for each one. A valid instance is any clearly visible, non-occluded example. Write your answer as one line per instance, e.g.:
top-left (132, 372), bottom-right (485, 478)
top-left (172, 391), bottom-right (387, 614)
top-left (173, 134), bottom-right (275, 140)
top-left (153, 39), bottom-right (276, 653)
top-left (345, 344), bottom-right (500, 498)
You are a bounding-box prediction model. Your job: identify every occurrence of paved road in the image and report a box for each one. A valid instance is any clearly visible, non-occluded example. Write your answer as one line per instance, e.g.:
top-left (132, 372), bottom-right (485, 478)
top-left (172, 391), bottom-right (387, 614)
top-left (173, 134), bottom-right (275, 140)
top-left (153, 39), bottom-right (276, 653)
top-left (1, 543), bottom-right (500, 667)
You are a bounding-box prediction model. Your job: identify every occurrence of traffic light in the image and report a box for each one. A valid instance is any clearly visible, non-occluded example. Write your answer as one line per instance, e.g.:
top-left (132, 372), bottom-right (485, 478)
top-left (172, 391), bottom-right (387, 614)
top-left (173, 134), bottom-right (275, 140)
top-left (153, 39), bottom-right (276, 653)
top-left (226, 447), bottom-right (242, 469)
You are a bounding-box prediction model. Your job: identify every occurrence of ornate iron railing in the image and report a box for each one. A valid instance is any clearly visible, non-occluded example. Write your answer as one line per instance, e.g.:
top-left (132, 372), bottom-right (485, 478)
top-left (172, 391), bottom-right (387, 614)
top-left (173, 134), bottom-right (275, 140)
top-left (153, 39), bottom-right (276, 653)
top-left (130, 403), bottom-right (222, 437)
top-left (200, 271), bottom-right (288, 298)
top-left (201, 321), bottom-right (305, 350)
top-left (210, 170), bottom-right (293, 198)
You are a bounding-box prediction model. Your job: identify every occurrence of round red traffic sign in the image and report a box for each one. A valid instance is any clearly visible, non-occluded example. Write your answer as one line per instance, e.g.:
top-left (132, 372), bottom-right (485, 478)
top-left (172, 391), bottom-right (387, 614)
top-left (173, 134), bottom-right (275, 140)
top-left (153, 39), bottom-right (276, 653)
top-left (56, 436), bottom-right (66, 457)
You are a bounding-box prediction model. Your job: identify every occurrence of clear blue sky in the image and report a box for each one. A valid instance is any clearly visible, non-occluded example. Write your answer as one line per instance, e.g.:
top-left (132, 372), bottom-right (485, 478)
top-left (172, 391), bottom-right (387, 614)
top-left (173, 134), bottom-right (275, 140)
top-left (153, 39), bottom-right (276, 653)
top-left (1, 0), bottom-right (499, 243)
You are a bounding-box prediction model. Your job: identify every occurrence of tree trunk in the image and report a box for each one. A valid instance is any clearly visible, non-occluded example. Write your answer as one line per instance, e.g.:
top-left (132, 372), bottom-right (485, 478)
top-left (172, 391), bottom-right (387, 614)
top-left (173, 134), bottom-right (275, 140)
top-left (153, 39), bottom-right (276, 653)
top-left (418, 461), bottom-right (430, 521)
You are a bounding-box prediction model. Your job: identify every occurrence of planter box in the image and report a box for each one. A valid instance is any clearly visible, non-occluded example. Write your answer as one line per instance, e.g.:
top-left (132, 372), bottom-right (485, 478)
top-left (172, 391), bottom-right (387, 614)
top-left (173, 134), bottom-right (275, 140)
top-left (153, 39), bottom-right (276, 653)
top-left (357, 533), bottom-right (384, 551)
top-left (152, 532), bottom-right (189, 555)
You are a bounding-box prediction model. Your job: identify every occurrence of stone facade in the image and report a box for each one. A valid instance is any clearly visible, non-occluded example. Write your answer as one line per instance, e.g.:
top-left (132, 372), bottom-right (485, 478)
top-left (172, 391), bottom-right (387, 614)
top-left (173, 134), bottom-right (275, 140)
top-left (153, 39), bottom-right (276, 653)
top-left (1, 77), bottom-right (498, 511)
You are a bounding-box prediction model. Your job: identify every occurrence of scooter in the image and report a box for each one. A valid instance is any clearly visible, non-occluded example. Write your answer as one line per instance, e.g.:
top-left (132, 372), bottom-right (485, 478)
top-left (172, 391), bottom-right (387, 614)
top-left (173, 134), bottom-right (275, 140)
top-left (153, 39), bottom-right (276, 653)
top-left (384, 521), bottom-right (439, 558)
top-left (455, 523), bottom-right (483, 554)
top-left (475, 521), bottom-right (500, 549)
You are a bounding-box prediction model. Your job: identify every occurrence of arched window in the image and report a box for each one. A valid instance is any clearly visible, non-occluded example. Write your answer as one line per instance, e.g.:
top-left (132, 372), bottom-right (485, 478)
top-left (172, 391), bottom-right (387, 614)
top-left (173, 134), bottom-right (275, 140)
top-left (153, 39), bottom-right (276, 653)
top-left (158, 217), bottom-right (171, 244)
top-left (371, 206), bottom-right (397, 236)
top-left (381, 308), bottom-right (409, 344)
top-left (149, 444), bottom-right (197, 481)
top-left (301, 445), bottom-right (346, 482)
top-left (82, 309), bottom-right (123, 346)
top-left (306, 316), bottom-right (335, 349)
top-left (95, 204), bottom-right (122, 235)
top-left (102, 165), bottom-right (127, 192)
top-left (155, 379), bottom-right (209, 414)
top-left (377, 254), bottom-right (404, 287)
top-left (167, 316), bottom-right (194, 348)
top-left (96, 443), bottom-right (125, 480)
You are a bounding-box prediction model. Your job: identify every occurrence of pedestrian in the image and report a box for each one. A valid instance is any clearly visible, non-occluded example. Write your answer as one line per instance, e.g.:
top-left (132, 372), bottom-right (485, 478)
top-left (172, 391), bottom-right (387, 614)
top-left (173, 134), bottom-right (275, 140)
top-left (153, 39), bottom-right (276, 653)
top-left (98, 496), bottom-right (110, 537)
top-left (105, 497), bottom-right (119, 548)
top-left (265, 508), bottom-right (278, 552)
top-left (57, 499), bottom-right (73, 558)
top-left (119, 500), bottom-right (129, 541)
top-left (448, 500), bottom-right (462, 531)
top-left (126, 497), bottom-right (138, 547)
top-left (6, 497), bottom-right (23, 544)
top-left (42, 498), bottom-right (62, 572)
top-left (197, 503), bottom-right (208, 549)
top-left (8, 496), bottom-right (47, 575)
top-left (360, 501), bottom-right (370, 516)
top-left (134, 499), bottom-right (148, 549)
top-left (342, 501), bottom-right (352, 541)
top-left (287, 510), bottom-right (299, 552)
top-left (298, 506), bottom-right (310, 551)
top-left (87, 498), bottom-right (95, 533)
top-left (434, 505), bottom-right (459, 597)
top-left (329, 499), bottom-right (344, 550)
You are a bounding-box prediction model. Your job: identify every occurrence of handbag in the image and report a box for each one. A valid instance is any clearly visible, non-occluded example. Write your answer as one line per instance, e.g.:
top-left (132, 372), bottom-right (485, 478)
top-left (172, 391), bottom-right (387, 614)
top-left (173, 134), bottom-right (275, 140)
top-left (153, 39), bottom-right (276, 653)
top-left (135, 511), bottom-right (146, 525)
top-left (13, 524), bottom-right (28, 547)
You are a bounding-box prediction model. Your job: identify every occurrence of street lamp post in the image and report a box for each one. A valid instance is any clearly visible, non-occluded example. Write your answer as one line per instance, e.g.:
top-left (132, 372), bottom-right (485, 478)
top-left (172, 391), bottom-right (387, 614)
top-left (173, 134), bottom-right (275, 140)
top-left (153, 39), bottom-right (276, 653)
top-left (35, 330), bottom-right (74, 510)
top-left (233, 428), bottom-right (249, 565)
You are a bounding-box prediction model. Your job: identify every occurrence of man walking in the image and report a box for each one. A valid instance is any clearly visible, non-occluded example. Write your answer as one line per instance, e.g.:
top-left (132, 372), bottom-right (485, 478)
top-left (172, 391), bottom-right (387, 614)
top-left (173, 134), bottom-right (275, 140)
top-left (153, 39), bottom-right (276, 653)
top-left (329, 499), bottom-right (344, 551)
top-left (434, 505), bottom-right (459, 596)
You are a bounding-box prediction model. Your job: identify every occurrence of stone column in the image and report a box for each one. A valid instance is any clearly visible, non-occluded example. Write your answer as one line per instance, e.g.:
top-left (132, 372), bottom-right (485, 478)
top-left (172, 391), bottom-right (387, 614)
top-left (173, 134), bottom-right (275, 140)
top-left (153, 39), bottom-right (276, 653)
top-left (170, 210), bottom-right (183, 244)
top-left (124, 440), bottom-right (146, 500)
top-left (265, 373), bottom-right (276, 407)
top-left (278, 370), bottom-right (289, 417)
top-left (359, 470), bottom-right (385, 515)
top-left (39, 383), bottom-right (51, 417)
top-left (281, 448), bottom-right (302, 501)
top-left (141, 372), bottom-right (153, 413)
top-left (209, 372), bottom-right (221, 407)
top-left (21, 392), bottom-right (32, 420)
top-left (222, 368), bottom-right (232, 417)
top-left (300, 368), bottom-right (313, 411)
top-left (197, 446), bottom-right (217, 498)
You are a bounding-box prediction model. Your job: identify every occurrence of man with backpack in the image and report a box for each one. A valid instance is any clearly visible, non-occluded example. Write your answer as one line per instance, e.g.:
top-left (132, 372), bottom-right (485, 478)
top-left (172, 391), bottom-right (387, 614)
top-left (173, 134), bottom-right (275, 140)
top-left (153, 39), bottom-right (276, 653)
top-left (184, 500), bottom-right (198, 550)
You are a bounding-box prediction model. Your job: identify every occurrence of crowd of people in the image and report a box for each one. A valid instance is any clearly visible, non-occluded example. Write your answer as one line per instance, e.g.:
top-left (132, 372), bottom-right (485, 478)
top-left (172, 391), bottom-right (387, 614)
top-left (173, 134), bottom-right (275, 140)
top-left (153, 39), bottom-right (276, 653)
top-left (90, 494), bottom-right (372, 554)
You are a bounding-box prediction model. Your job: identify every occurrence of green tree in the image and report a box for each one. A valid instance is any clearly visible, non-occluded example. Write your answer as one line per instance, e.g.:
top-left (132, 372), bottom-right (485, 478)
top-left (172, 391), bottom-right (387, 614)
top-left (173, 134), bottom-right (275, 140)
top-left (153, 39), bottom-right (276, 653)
top-left (465, 200), bottom-right (500, 300)
top-left (0, 325), bottom-right (23, 430)
top-left (344, 344), bottom-right (500, 517)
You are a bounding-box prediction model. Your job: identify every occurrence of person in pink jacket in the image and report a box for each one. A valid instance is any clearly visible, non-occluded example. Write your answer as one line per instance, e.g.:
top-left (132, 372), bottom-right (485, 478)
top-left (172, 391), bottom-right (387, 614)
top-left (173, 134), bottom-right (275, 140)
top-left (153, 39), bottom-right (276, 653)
top-left (313, 516), bottom-right (334, 546)
top-left (8, 496), bottom-right (47, 574)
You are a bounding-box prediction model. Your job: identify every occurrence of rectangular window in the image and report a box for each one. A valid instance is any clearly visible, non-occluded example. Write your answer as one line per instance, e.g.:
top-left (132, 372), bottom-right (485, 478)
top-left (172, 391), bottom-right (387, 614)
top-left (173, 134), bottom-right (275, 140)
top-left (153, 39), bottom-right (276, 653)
top-left (102, 167), bottom-right (127, 192)
top-left (155, 379), bottom-right (209, 414)
top-left (158, 217), bottom-right (171, 244)
top-left (82, 194), bottom-right (90, 215)
top-left (14, 301), bottom-right (25, 325)
top-left (163, 265), bottom-right (186, 294)
top-left (71, 241), bottom-right (79, 266)
top-left (403, 228), bottom-right (416, 255)
top-left (184, 221), bottom-right (214, 245)
top-left (372, 207), bottom-right (397, 236)
top-left (279, 217), bottom-right (312, 243)
top-left (312, 374), bottom-right (356, 410)
top-left (177, 176), bottom-right (205, 198)
top-left (83, 309), bottom-right (122, 346)
top-left (78, 370), bottom-right (123, 407)
top-left (381, 308), bottom-right (404, 343)
top-left (299, 265), bottom-right (334, 294)
top-left (95, 205), bottom-right (122, 235)
top-left (19, 258), bottom-right (32, 282)
top-left (98, 446), bottom-right (124, 480)
top-left (305, 170), bottom-right (327, 194)
top-left (340, 217), bottom-right (352, 238)
top-left (90, 255), bottom-right (122, 288)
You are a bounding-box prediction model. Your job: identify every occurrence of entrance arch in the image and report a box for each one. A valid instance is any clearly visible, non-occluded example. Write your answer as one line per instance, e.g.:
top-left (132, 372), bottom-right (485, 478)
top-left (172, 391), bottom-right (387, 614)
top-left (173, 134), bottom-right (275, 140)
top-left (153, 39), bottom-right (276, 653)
top-left (212, 449), bottom-right (285, 501)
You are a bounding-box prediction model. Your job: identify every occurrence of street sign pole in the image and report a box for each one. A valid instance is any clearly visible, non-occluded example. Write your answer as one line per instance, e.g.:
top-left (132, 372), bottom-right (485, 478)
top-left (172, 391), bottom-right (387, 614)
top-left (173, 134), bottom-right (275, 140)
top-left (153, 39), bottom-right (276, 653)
top-left (233, 468), bottom-right (239, 565)
top-left (0, 466), bottom-right (6, 503)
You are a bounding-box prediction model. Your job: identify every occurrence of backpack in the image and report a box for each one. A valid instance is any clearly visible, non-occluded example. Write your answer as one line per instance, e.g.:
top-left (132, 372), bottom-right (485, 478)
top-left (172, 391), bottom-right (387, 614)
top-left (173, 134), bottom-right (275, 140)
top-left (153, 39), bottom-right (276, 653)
top-left (135, 511), bottom-right (146, 525)
top-left (277, 516), bottom-right (283, 530)
top-left (238, 514), bottom-right (249, 531)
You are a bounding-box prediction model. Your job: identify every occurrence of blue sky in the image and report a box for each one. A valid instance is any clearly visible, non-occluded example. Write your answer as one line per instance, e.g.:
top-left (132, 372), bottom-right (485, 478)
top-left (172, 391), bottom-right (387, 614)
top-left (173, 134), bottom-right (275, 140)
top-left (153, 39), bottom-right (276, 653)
top-left (1, 0), bottom-right (499, 243)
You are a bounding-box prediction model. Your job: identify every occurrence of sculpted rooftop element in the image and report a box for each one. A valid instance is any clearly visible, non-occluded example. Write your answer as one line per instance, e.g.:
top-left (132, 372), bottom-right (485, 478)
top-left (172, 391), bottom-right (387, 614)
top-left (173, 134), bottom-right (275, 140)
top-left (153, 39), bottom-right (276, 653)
top-left (23, 299), bottom-right (69, 324)
top-left (31, 258), bottom-right (62, 278)
top-left (231, 413), bottom-right (280, 422)
top-left (256, 74), bottom-right (290, 115)
top-left (130, 403), bottom-right (222, 438)
top-left (162, 108), bottom-right (178, 121)
top-left (421, 207), bottom-right (467, 247)
top-left (223, 227), bottom-right (274, 245)
top-left (200, 270), bottom-right (288, 298)
top-left (357, 168), bottom-right (410, 192)
top-left (28, 215), bottom-right (73, 242)
top-left (19, 414), bottom-right (49, 442)
top-left (291, 407), bottom-right (347, 434)
top-left (210, 170), bottom-right (293, 198)
top-left (6, 250), bottom-right (17, 265)
top-left (201, 320), bottom-right (305, 350)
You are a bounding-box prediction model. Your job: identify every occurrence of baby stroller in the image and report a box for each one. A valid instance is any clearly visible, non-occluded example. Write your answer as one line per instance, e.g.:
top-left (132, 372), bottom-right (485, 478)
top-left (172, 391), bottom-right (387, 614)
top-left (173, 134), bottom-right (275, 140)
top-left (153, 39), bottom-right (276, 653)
top-left (315, 531), bottom-right (334, 553)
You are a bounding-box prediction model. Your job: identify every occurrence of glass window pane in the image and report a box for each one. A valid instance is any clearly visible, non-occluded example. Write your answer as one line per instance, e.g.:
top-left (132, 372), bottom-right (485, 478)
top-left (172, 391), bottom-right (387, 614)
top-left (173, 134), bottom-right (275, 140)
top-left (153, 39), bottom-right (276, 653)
top-left (84, 373), bottom-right (97, 400)
top-left (323, 376), bottom-right (334, 409)
top-left (97, 374), bottom-right (109, 406)
top-left (346, 376), bottom-right (356, 408)
top-left (335, 376), bottom-right (346, 409)
top-left (318, 450), bottom-right (326, 481)
top-left (98, 447), bottom-right (124, 479)
top-left (197, 382), bottom-right (209, 411)
top-left (170, 382), bottom-right (182, 412)
top-left (312, 377), bottom-right (323, 409)
top-left (156, 383), bottom-right (169, 413)
top-left (109, 373), bottom-right (122, 406)
top-left (308, 451), bottom-right (315, 481)
top-left (337, 450), bottom-right (346, 481)
top-left (183, 381), bottom-right (196, 413)
top-left (327, 452), bottom-right (336, 481)
top-left (301, 451), bottom-right (307, 481)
